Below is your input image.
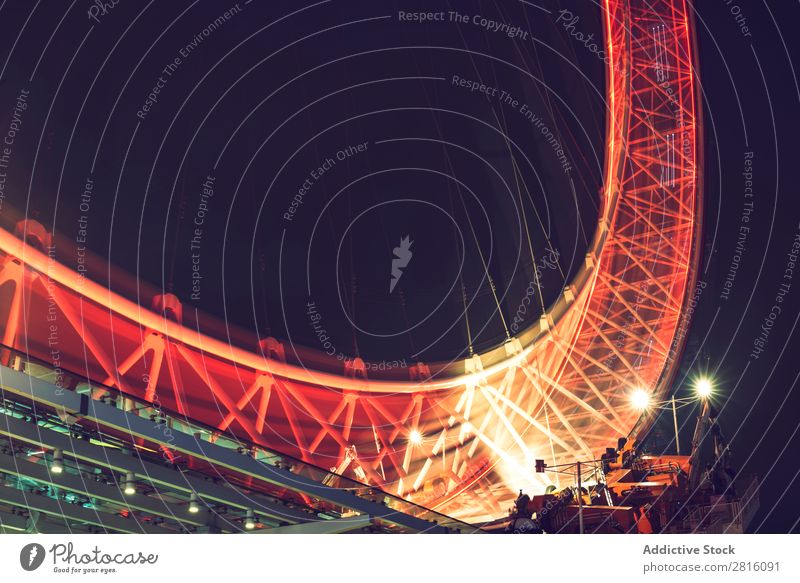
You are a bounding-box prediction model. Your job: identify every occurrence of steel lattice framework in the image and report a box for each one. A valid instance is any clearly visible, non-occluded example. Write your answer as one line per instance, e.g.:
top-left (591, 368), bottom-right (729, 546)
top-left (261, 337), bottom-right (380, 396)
top-left (0, 0), bottom-right (700, 522)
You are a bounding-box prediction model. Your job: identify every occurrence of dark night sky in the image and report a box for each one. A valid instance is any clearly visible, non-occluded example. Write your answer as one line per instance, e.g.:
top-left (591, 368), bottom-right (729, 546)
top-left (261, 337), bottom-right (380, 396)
top-left (0, 0), bottom-right (605, 365)
top-left (658, 2), bottom-right (800, 534)
top-left (0, 1), bottom-right (797, 532)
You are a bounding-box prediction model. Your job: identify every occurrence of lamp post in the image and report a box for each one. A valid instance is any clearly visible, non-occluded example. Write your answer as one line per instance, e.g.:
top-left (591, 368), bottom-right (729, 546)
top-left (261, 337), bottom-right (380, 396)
top-left (535, 458), bottom-right (587, 534)
top-left (576, 460), bottom-right (583, 535)
top-left (672, 396), bottom-right (681, 455)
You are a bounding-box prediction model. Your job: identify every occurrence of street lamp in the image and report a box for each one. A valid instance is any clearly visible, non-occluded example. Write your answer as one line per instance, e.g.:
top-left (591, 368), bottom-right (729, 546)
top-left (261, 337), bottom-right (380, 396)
top-left (696, 377), bottom-right (713, 399)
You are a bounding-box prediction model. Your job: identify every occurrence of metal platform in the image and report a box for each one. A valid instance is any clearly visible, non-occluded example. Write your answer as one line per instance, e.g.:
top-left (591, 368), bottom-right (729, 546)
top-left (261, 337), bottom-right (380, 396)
top-left (0, 351), bottom-right (476, 534)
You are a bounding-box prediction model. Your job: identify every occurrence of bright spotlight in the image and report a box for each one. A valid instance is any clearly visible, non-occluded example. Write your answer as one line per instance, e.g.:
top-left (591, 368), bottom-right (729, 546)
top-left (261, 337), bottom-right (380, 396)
top-left (408, 430), bottom-right (423, 445)
top-left (631, 389), bottom-right (650, 410)
top-left (696, 378), bottom-right (713, 399)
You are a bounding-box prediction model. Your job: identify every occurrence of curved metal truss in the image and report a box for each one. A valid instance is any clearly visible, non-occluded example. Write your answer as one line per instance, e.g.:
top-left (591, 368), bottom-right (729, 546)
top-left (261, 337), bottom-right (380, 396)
top-left (0, 0), bottom-right (700, 522)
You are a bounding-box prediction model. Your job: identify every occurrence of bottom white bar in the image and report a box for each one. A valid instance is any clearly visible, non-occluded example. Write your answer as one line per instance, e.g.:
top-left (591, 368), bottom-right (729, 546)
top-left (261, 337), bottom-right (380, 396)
top-left (1, 534), bottom-right (797, 582)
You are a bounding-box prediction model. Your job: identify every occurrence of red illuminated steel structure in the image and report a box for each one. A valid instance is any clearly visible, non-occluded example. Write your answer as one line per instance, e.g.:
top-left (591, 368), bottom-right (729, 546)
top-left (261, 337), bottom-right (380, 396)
top-left (0, 0), bottom-right (701, 522)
